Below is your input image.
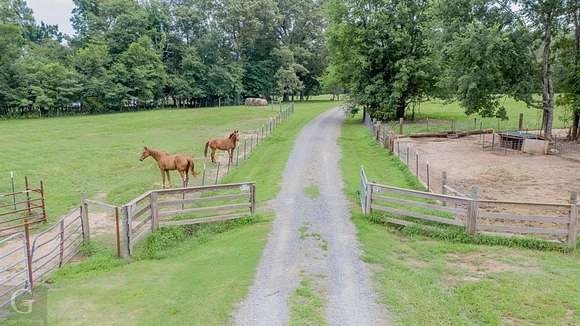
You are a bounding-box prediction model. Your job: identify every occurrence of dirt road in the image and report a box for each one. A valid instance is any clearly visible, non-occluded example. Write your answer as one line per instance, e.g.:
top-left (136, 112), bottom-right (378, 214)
top-left (233, 108), bottom-right (389, 325)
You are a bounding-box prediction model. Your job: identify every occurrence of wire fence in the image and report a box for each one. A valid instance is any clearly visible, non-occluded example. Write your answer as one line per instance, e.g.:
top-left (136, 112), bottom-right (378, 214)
top-left (197, 103), bottom-right (295, 186)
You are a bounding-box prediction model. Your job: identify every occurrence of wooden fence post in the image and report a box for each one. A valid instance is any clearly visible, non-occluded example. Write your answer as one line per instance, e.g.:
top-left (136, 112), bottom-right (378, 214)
top-left (80, 193), bottom-right (90, 241)
top-left (243, 139), bottom-right (247, 160)
top-left (399, 117), bottom-right (404, 134)
top-left (568, 192), bottom-right (578, 249)
top-left (114, 206), bottom-right (121, 257)
top-left (406, 146), bottom-right (409, 166)
top-left (58, 219), bottom-right (64, 267)
top-left (23, 220), bottom-right (33, 290)
top-left (518, 113), bottom-right (524, 130)
top-left (466, 186), bottom-right (479, 235)
top-left (365, 183), bottom-right (373, 214)
top-left (119, 205), bottom-right (131, 259)
top-left (151, 192), bottom-right (159, 232)
top-left (426, 162), bottom-right (430, 191)
top-left (201, 163), bottom-right (206, 185)
top-left (415, 151), bottom-right (419, 176)
top-left (441, 171), bottom-right (448, 206)
top-left (236, 146), bottom-right (240, 166)
top-left (250, 184), bottom-right (256, 216)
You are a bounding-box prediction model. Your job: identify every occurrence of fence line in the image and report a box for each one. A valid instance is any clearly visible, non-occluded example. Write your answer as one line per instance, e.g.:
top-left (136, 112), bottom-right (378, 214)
top-left (359, 166), bottom-right (578, 249)
top-left (0, 177), bottom-right (47, 237)
top-left (0, 104), bottom-right (289, 309)
top-left (199, 103), bottom-right (295, 186)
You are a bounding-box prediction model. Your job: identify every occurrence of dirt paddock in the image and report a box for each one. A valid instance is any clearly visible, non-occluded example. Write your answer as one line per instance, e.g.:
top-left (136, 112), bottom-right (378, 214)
top-left (398, 135), bottom-right (580, 204)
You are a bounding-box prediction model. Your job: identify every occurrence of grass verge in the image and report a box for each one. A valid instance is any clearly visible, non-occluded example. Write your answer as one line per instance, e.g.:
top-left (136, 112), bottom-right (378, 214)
top-left (6, 216), bottom-right (270, 325)
top-left (223, 100), bottom-right (339, 202)
top-left (339, 114), bottom-right (580, 325)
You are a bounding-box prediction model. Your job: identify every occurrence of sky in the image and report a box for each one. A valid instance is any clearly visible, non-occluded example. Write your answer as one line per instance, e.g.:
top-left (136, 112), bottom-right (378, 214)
top-left (27, 0), bottom-right (75, 35)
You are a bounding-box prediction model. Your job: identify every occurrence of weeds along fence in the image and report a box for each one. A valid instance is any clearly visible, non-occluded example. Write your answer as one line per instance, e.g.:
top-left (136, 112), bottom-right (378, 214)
top-left (360, 166), bottom-right (579, 249)
top-left (197, 103), bottom-right (294, 186)
top-left (0, 177), bottom-right (47, 237)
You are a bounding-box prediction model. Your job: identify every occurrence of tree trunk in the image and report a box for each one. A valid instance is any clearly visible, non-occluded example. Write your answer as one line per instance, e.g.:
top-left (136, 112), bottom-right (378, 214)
top-left (541, 25), bottom-right (555, 139)
top-left (572, 112), bottom-right (579, 140)
top-left (283, 93), bottom-right (289, 102)
top-left (395, 96), bottom-right (406, 119)
top-left (572, 2), bottom-right (580, 140)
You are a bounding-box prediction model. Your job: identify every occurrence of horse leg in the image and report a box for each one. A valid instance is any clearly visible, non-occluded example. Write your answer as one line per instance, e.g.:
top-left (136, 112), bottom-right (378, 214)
top-left (166, 171), bottom-right (172, 188)
top-left (211, 148), bottom-right (217, 163)
top-left (228, 149), bottom-right (233, 163)
top-left (179, 170), bottom-right (187, 187)
top-left (160, 170), bottom-right (166, 189)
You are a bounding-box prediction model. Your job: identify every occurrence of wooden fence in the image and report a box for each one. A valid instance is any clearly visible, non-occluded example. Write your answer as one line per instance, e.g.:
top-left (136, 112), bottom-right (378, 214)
top-left (360, 166), bottom-right (579, 249)
top-left (0, 177), bottom-right (47, 237)
top-left (82, 182), bottom-right (257, 258)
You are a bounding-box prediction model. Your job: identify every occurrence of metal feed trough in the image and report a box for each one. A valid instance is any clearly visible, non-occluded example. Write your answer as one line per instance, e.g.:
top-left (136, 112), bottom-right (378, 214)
top-left (497, 131), bottom-right (544, 151)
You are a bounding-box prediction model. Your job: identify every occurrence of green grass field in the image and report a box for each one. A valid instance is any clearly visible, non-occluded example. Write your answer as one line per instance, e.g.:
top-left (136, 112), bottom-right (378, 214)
top-left (3, 100), bottom-right (338, 324)
top-left (399, 97), bottom-right (569, 135)
top-left (0, 100), bottom-right (339, 222)
top-left (339, 114), bottom-right (580, 325)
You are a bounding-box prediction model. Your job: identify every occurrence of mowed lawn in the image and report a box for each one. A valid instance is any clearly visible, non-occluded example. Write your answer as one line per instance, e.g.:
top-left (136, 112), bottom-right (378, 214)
top-left (1, 104), bottom-right (289, 222)
top-left (401, 97), bottom-right (568, 135)
top-left (3, 100), bottom-right (338, 324)
top-left (339, 114), bottom-right (580, 325)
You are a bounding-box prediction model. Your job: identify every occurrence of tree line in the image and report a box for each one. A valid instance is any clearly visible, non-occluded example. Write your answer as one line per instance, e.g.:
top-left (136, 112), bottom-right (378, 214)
top-left (0, 0), bottom-right (326, 118)
top-left (325, 0), bottom-right (580, 139)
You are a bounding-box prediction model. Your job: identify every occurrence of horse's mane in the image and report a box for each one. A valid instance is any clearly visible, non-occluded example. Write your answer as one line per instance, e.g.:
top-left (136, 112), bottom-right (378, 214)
top-left (148, 148), bottom-right (168, 156)
top-left (228, 132), bottom-right (236, 139)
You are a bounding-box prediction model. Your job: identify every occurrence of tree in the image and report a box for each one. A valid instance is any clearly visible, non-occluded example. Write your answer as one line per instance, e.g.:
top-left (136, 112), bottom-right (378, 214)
top-left (520, 0), bottom-right (568, 138)
top-left (325, 0), bottom-right (435, 120)
top-left (117, 36), bottom-right (167, 106)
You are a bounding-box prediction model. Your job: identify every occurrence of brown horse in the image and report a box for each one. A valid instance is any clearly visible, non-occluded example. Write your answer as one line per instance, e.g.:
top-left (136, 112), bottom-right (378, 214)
top-left (204, 130), bottom-right (239, 163)
top-left (139, 147), bottom-right (199, 188)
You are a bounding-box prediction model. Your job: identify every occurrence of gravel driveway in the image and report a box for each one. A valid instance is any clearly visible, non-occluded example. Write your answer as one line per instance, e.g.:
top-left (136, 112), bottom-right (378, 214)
top-left (233, 108), bottom-right (390, 325)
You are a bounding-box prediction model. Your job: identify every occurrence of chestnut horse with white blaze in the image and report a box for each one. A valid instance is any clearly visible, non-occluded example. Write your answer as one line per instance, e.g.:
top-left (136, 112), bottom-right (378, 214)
top-left (204, 130), bottom-right (239, 163)
top-left (139, 147), bottom-right (199, 188)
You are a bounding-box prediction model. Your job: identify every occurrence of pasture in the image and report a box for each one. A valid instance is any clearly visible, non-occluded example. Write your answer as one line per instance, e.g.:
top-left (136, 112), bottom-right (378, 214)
top-left (0, 105), bottom-right (283, 222)
top-left (3, 100), bottom-right (339, 324)
top-left (400, 97), bottom-right (569, 135)
top-left (339, 115), bottom-right (580, 324)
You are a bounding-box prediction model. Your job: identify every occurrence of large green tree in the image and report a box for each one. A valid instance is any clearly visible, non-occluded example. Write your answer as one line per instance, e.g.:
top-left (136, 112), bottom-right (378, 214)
top-left (326, 0), bottom-right (436, 120)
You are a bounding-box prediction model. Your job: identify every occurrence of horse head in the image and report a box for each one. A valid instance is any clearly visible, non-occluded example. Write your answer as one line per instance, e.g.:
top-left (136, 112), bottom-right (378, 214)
top-left (139, 147), bottom-right (151, 161)
top-left (230, 130), bottom-right (240, 142)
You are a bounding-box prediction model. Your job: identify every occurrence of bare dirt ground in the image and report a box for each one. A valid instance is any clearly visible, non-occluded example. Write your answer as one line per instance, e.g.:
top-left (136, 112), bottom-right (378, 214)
top-left (233, 108), bottom-right (390, 325)
top-left (398, 135), bottom-right (580, 204)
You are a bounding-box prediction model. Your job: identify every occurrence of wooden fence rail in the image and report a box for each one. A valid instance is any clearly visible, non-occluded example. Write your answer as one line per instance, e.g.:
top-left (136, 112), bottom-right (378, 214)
top-left (116, 182), bottom-right (256, 258)
top-left (359, 166), bottom-right (578, 249)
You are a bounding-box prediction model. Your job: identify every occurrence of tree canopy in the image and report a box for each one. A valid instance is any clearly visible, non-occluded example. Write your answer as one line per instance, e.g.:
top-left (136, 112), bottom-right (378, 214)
top-left (0, 0), bottom-right (327, 117)
top-left (325, 0), bottom-right (579, 139)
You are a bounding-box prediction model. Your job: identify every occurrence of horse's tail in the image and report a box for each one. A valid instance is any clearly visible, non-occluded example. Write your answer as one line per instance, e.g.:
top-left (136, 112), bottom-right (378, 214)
top-left (189, 158), bottom-right (200, 177)
top-left (204, 141), bottom-right (210, 157)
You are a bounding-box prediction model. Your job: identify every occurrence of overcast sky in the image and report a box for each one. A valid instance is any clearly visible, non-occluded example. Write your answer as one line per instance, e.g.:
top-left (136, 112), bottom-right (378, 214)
top-left (27, 0), bottom-right (75, 35)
